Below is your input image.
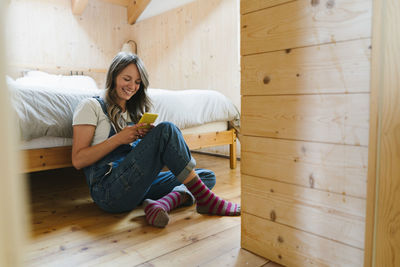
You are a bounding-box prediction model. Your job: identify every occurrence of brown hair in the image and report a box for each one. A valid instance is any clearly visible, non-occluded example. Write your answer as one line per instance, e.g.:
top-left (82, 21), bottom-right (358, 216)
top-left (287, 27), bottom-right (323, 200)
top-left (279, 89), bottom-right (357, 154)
top-left (105, 52), bottom-right (151, 132)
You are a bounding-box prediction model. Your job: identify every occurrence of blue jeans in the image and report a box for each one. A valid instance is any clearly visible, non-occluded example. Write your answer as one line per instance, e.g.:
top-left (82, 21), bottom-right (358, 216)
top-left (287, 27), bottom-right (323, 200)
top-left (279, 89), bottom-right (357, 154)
top-left (84, 122), bottom-right (216, 213)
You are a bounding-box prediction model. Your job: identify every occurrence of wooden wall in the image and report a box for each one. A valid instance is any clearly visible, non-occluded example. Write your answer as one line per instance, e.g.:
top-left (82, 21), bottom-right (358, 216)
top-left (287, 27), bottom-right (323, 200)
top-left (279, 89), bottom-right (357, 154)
top-left (6, 0), bottom-right (240, 106)
top-left (364, 0), bottom-right (400, 265)
top-left (240, 0), bottom-right (372, 266)
top-left (6, 0), bottom-right (134, 87)
top-left (127, 0), bottom-right (240, 157)
top-left (126, 0), bottom-right (240, 108)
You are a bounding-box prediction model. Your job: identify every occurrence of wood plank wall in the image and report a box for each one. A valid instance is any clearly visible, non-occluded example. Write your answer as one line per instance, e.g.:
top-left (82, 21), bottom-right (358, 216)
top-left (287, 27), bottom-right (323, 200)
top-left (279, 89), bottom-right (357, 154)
top-left (6, 0), bottom-right (134, 88)
top-left (6, 0), bottom-right (240, 108)
top-left (240, 0), bottom-right (372, 266)
top-left (126, 0), bottom-right (240, 108)
top-left (126, 0), bottom-right (240, 157)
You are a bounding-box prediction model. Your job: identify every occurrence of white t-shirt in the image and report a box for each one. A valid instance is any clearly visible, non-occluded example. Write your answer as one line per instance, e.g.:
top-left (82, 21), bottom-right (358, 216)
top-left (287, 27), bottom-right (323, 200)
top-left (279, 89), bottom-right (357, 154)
top-left (73, 98), bottom-right (131, 146)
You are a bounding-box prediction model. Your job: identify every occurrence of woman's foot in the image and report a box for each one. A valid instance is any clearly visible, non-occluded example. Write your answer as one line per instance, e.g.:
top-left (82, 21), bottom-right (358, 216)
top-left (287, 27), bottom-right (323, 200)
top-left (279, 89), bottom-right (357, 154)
top-left (143, 199), bottom-right (170, 228)
top-left (143, 191), bottom-right (186, 227)
top-left (186, 176), bottom-right (240, 216)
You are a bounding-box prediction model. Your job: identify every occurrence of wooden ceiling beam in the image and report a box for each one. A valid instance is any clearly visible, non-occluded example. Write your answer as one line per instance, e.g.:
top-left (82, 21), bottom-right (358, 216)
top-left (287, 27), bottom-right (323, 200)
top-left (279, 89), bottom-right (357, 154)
top-left (101, 0), bottom-right (130, 7)
top-left (71, 0), bottom-right (89, 15)
top-left (127, 0), bottom-right (151, 25)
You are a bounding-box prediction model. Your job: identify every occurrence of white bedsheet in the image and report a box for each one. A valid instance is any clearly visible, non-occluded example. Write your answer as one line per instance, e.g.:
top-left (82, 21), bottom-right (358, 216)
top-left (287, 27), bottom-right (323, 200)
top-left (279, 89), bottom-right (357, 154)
top-left (148, 89), bottom-right (239, 129)
top-left (7, 79), bottom-right (239, 141)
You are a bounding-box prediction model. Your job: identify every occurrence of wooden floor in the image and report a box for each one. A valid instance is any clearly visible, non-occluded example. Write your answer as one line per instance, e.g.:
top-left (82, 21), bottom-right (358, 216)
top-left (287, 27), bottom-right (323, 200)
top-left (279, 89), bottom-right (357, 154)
top-left (25, 153), bottom-right (282, 267)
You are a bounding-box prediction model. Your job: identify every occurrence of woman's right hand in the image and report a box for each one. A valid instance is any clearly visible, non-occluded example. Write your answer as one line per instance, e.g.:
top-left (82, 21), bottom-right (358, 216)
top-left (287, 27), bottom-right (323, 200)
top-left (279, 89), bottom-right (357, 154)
top-left (116, 123), bottom-right (152, 144)
top-left (72, 123), bottom-right (154, 170)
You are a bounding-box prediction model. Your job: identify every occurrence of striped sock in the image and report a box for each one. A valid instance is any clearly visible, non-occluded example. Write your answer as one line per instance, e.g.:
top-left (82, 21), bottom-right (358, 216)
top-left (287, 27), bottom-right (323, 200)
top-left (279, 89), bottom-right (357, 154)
top-left (186, 175), bottom-right (240, 216)
top-left (143, 191), bottom-right (185, 228)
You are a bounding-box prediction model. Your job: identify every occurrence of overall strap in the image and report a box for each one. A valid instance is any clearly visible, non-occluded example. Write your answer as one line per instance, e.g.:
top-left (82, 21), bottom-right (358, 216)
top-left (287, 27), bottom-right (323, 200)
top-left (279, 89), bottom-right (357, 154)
top-left (93, 96), bottom-right (118, 135)
top-left (93, 95), bottom-right (134, 128)
top-left (93, 96), bottom-right (108, 116)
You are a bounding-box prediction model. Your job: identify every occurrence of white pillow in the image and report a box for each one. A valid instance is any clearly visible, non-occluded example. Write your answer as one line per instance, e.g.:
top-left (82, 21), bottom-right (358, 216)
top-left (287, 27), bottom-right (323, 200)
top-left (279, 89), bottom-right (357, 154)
top-left (15, 70), bottom-right (99, 92)
top-left (5, 75), bottom-right (15, 85)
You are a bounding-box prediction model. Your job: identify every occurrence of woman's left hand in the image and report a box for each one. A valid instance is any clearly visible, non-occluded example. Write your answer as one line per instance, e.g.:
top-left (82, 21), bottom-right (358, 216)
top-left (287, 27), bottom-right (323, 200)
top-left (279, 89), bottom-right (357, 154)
top-left (136, 123), bottom-right (155, 139)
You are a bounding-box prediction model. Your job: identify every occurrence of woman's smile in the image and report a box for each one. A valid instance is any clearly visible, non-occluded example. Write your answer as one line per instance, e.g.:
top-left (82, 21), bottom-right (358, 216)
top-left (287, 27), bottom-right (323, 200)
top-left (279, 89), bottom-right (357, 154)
top-left (122, 87), bottom-right (136, 96)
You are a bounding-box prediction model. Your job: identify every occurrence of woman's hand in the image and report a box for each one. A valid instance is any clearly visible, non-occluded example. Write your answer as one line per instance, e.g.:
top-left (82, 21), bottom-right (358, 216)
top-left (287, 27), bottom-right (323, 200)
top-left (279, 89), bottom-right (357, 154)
top-left (72, 123), bottom-right (155, 170)
top-left (116, 123), bottom-right (155, 145)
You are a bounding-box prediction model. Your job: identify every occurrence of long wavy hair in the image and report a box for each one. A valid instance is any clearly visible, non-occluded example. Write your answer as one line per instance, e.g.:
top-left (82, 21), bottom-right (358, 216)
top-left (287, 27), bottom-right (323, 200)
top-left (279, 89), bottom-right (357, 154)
top-left (105, 52), bottom-right (151, 132)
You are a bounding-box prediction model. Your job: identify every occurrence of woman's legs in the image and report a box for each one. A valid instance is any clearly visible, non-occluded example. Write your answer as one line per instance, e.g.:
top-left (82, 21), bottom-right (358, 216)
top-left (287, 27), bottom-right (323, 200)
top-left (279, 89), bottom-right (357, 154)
top-left (95, 122), bottom-right (195, 213)
top-left (94, 121), bottom-right (239, 217)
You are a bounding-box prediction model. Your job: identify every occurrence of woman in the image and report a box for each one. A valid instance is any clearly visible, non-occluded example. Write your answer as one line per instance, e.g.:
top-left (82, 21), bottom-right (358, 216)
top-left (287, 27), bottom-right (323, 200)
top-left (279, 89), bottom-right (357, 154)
top-left (72, 52), bottom-right (240, 228)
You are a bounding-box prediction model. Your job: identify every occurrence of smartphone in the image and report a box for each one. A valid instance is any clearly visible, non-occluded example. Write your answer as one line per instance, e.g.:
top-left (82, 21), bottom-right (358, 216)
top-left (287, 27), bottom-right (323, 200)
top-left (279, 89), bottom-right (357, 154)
top-left (138, 113), bottom-right (158, 128)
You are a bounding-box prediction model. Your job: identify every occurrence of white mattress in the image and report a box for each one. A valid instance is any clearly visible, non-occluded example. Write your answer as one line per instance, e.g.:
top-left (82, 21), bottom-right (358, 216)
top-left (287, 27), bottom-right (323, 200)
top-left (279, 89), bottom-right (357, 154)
top-left (7, 77), bottom-right (240, 142)
top-left (21, 121), bottom-right (228, 150)
top-left (20, 136), bottom-right (72, 150)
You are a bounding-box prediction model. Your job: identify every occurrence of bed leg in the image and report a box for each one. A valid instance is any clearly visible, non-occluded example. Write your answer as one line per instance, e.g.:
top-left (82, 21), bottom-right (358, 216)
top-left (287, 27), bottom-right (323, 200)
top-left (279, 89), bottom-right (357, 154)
top-left (229, 129), bottom-right (237, 169)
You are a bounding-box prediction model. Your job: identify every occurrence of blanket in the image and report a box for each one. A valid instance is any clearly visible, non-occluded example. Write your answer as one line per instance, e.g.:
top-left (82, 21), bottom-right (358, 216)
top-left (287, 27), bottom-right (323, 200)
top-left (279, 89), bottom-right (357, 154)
top-left (7, 79), bottom-right (240, 141)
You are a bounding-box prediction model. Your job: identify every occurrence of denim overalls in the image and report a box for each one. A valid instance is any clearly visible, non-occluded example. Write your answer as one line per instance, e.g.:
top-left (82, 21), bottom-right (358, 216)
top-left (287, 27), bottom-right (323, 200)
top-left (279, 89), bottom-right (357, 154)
top-left (83, 97), bottom-right (216, 213)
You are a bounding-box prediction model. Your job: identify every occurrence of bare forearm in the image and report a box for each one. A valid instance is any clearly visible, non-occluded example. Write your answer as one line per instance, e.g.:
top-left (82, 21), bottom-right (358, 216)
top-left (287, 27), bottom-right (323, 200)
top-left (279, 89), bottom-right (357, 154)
top-left (72, 135), bottom-right (121, 170)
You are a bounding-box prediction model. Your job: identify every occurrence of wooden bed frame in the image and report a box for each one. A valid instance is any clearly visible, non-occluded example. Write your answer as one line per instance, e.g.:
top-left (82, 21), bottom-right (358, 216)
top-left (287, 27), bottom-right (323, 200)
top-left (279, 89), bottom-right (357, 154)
top-left (23, 129), bottom-right (237, 173)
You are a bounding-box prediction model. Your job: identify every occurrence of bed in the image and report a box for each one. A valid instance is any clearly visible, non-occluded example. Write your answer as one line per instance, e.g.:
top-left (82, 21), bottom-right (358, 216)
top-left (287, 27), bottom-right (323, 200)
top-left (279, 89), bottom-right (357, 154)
top-left (7, 71), bottom-right (239, 172)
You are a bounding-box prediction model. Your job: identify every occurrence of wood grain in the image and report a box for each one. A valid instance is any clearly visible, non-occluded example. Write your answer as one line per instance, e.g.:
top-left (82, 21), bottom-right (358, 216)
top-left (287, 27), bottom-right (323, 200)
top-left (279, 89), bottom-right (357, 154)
top-left (127, 0), bottom-right (240, 108)
top-left (127, 0), bottom-right (151, 25)
top-left (241, 136), bottom-right (368, 198)
top-left (134, 226), bottom-right (241, 267)
top-left (241, 39), bottom-right (371, 95)
top-left (240, 0), bottom-right (372, 264)
top-left (242, 174), bottom-right (366, 248)
top-left (101, 0), bottom-right (129, 7)
top-left (242, 212), bottom-right (364, 266)
top-left (200, 246), bottom-right (269, 267)
top-left (241, 0), bottom-right (293, 14)
top-left (242, 94), bottom-right (369, 146)
top-left (363, 0), bottom-right (381, 263)
top-left (365, 0), bottom-right (400, 265)
top-left (241, 0), bottom-right (372, 55)
top-left (25, 154), bottom-right (247, 266)
top-left (7, 0), bottom-right (131, 77)
top-left (24, 146), bottom-right (73, 173)
top-left (183, 129), bottom-right (235, 150)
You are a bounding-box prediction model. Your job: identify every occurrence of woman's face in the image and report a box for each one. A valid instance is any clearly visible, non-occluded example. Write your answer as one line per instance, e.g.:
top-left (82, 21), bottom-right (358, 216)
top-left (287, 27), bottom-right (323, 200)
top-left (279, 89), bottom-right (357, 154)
top-left (114, 63), bottom-right (141, 107)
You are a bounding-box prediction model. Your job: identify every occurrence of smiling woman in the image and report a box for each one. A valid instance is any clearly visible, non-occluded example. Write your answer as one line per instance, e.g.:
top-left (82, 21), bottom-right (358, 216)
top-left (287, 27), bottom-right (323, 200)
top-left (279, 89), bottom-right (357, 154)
top-left (71, 51), bottom-right (240, 227)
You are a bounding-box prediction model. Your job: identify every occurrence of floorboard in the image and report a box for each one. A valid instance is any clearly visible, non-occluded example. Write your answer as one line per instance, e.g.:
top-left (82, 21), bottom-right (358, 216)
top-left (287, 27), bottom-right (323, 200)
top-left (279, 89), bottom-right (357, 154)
top-left (25, 153), bottom-right (279, 267)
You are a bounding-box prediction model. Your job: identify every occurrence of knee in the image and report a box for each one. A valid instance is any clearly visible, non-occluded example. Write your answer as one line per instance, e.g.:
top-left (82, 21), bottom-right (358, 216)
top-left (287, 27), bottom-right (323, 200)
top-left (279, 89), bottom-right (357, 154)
top-left (155, 121), bottom-right (180, 135)
top-left (157, 121), bottom-right (178, 129)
